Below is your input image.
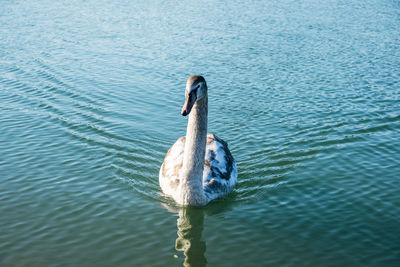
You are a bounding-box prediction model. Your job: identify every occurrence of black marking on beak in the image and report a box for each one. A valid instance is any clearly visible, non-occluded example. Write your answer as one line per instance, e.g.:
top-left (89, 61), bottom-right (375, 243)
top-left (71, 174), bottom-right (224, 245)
top-left (181, 88), bottom-right (198, 116)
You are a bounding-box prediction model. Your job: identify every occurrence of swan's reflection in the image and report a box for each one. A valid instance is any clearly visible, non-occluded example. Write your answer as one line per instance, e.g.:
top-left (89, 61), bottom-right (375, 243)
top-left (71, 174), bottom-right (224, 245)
top-left (162, 198), bottom-right (234, 266)
top-left (175, 207), bottom-right (206, 267)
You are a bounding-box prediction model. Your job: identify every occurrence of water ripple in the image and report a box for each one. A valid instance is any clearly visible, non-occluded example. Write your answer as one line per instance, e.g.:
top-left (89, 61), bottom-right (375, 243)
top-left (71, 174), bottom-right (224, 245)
top-left (1, 0), bottom-right (400, 265)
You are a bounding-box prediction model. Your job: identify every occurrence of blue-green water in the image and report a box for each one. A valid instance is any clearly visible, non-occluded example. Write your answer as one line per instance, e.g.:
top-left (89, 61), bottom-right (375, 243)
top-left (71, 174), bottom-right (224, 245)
top-left (1, 0), bottom-right (400, 266)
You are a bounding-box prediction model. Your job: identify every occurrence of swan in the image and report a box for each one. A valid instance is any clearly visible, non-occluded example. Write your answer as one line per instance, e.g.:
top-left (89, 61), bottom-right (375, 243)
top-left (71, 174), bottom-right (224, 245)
top-left (159, 75), bottom-right (237, 206)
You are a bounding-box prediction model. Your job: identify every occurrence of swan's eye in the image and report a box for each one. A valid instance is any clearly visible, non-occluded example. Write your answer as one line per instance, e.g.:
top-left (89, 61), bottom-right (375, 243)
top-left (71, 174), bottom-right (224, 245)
top-left (193, 84), bottom-right (200, 92)
top-left (191, 84), bottom-right (200, 95)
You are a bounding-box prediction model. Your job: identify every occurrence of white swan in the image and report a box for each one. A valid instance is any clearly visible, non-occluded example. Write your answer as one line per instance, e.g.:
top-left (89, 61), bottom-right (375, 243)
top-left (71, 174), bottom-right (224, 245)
top-left (159, 75), bottom-right (237, 206)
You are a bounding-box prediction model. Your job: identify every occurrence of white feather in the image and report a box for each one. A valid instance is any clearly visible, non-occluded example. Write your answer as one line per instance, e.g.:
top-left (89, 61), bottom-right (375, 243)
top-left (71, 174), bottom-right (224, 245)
top-left (160, 133), bottom-right (237, 204)
top-left (159, 75), bottom-right (237, 206)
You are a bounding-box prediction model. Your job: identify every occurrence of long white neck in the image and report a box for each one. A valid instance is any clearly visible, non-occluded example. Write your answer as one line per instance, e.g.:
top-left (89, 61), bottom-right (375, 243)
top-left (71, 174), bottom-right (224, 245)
top-left (179, 96), bottom-right (208, 206)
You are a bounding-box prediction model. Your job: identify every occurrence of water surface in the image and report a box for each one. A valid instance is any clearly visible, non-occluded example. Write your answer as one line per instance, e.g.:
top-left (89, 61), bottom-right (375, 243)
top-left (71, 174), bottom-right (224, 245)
top-left (1, 0), bottom-right (400, 266)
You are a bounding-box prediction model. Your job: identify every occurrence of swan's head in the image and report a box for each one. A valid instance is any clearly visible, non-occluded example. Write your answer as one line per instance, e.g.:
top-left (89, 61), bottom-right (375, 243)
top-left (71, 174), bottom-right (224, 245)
top-left (181, 75), bottom-right (207, 116)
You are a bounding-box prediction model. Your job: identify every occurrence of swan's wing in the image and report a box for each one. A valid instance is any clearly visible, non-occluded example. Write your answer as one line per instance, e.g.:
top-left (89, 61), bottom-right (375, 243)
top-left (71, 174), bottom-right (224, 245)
top-left (159, 136), bottom-right (185, 196)
top-left (160, 134), bottom-right (237, 200)
top-left (203, 134), bottom-right (237, 199)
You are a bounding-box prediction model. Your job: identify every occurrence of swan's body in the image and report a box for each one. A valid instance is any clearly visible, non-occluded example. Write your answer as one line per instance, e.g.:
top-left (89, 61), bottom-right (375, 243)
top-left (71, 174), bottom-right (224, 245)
top-left (159, 75), bottom-right (237, 206)
top-left (160, 133), bottom-right (237, 205)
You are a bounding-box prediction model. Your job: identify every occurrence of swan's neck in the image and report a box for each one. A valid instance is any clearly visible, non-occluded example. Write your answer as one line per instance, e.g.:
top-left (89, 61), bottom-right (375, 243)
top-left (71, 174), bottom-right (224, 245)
top-left (180, 96), bottom-right (208, 206)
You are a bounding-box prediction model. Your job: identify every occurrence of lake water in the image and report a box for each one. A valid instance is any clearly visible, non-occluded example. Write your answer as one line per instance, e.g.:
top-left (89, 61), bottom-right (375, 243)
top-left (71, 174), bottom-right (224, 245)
top-left (1, 0), bottom-right (400, 266)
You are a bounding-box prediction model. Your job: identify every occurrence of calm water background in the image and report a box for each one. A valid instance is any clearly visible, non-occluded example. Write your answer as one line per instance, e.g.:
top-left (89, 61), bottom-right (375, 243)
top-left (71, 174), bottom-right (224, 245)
top-left (1, 0), bottom-right (400, 266)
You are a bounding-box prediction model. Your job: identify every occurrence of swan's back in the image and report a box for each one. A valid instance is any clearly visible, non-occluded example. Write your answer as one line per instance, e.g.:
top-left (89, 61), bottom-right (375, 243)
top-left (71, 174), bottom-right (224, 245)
top-left (159, 133), bottom-right (237, 202)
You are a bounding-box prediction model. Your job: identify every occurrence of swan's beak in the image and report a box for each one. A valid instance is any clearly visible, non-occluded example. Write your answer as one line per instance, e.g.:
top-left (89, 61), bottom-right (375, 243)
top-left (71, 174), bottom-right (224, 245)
top-left (181, 91), bottom-right (196, 116)
top-left (181, 99), bottom-right (193, 116)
